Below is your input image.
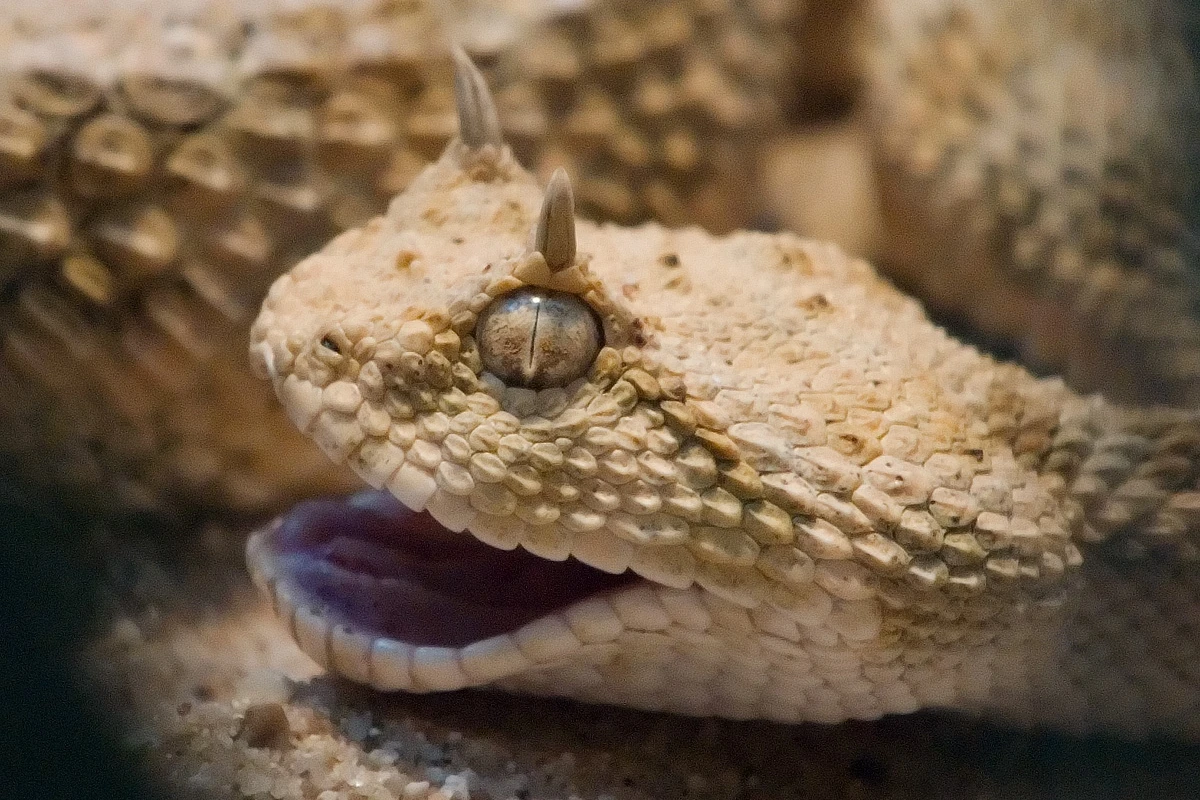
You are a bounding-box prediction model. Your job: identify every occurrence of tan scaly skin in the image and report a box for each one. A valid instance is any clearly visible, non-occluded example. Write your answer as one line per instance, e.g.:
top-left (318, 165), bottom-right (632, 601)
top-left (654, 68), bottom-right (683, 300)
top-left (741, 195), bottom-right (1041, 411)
top-left (247, 56), bottom-right (1200, 738)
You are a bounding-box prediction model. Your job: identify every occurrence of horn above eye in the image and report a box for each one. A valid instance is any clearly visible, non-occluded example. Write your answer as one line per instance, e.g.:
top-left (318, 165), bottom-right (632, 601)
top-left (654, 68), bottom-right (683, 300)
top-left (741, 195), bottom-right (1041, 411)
top-left (475, 287), bottom-right (602, 389)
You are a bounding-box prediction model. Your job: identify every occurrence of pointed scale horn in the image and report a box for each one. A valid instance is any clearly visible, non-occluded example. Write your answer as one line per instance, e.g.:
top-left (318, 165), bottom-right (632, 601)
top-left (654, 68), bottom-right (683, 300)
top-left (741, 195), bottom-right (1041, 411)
top-left (534, 168), bottom-right (576, 272)
top-left (451, 45), bottom-right (503, 150)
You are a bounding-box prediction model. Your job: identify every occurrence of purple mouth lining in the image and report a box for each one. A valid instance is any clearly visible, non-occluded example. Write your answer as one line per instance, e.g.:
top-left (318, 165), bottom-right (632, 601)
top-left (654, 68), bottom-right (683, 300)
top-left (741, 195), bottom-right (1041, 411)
top-left (264, 490), bottom-right (638, 648)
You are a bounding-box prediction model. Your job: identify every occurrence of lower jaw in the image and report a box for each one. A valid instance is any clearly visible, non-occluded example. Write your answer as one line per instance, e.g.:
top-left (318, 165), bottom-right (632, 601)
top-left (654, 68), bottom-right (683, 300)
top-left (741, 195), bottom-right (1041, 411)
top-left (245, 491), bottom-right (924, 724)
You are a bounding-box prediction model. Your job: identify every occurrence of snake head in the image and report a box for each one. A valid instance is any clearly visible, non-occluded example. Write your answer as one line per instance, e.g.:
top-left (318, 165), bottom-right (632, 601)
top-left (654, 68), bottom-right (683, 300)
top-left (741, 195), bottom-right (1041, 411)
top-left (247, 50), bottom-right (1083, 721)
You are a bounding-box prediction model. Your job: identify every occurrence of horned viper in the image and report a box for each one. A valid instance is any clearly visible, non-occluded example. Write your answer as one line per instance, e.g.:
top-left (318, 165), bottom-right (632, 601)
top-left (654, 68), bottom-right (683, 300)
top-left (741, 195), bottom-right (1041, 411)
top-left (246, 50), bottom-right (1200, 736)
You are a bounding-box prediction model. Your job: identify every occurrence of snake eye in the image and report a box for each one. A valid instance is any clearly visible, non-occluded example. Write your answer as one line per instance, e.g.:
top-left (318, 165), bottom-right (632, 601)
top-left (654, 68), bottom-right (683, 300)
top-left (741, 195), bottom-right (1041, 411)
top-left (475, 287), bottom-right (602, 389)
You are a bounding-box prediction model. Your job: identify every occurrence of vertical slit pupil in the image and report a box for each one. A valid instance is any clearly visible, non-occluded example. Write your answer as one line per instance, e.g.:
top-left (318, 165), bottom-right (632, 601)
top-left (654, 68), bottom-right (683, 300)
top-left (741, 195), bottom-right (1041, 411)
top-left (527, 298), bottom-right (541, 378)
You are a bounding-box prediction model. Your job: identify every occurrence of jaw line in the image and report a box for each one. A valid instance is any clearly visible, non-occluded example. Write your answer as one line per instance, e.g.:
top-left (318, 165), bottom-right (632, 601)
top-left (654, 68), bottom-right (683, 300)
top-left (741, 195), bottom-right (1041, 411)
top-left (246, 489), bottom-right (648, 693)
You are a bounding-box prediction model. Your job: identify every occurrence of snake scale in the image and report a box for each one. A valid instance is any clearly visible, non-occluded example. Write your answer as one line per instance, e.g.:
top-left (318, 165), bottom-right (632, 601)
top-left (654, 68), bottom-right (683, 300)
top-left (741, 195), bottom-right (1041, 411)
top-left (4, 0), bottom-right (1200, 739)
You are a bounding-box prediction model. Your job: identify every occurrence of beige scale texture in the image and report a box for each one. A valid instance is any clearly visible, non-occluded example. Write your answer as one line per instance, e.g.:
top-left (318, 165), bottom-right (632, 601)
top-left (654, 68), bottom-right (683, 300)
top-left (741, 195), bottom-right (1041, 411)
top-left (250, 139), bottom-right (1200, 736)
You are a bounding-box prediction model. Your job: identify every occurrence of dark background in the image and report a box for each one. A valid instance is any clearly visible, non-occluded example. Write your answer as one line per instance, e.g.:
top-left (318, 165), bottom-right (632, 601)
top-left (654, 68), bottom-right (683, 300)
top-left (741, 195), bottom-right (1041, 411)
top-left (0, 500), bottom-right (158, 799)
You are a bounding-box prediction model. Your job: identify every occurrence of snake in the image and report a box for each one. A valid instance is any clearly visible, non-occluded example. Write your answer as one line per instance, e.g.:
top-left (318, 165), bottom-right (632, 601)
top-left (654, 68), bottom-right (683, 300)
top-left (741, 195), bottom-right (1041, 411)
top-left (2, 0), bottom-right (1200, 737)
top-left (243, 46), bottom-right (1200, 737)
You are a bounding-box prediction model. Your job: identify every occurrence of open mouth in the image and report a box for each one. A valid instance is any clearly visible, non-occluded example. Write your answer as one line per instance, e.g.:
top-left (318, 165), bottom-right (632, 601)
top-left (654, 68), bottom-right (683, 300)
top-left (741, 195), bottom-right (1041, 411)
top-left (247, 490), bottom-right (642, 691)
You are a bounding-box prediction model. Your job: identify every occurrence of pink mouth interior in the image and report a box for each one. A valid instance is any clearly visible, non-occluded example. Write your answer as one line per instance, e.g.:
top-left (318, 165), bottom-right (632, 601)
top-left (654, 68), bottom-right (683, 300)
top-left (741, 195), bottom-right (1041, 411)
top-left (263, 490), bottom-right (637, 647)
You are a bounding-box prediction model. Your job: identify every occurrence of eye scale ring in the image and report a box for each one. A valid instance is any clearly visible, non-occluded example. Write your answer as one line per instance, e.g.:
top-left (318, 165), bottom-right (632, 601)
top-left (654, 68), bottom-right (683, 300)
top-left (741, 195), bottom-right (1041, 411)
top-left (475, 287), bottom-right (603, 389)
